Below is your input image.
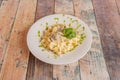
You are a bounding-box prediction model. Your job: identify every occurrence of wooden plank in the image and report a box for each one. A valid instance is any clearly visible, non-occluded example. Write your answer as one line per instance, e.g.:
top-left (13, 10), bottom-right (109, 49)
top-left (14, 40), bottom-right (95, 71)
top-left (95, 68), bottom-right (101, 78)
top-left (55, 0), bottom-right (74, 15)
top-left (26, 54), bottom-right (35, 80)
top-left (0, 0), bottom-right (37, 80)
top-left (35, 0), bottom-right (55, 20)
top-left (53, 64), bottom-right (80, 80)
top-left (92, 0), bottom-right (120, 79)
top-left (73, 0), bottom-right (110, 80)
top-left (33, 60), bottom-right (53, 80)
top-left (53, 0), bottom-right (80, 80)
top-left (26, 0), bottom-right (54, 80)
top-left (0, 0), bottom-right (20, 70)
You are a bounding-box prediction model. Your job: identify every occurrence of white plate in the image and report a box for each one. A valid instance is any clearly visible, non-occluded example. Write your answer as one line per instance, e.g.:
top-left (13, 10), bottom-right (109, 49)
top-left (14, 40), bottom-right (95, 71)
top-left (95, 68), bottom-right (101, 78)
top-left (27, 14), bottom-right (92, 65)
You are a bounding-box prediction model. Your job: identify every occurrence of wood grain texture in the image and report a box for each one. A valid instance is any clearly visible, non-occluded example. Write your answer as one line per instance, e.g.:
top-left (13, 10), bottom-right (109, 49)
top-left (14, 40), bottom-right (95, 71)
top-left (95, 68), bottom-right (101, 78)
top-left (26, 54), bottom-right (35, 80)
top-left (55, 0), bottom-right (74, 15)
top-left (0, 0), bottom-right (20, 70)
top-left (26, 0), bottom-right (54, 80)
top-left (33, 60), bottom-right (53, 80)
top-left (53, 64), bottom-right (80, 80)
top-left (35, 0), bottom-right (55, 20)
top-left (116, 0), bottom-right (120, 15)
top-left (0, 0), bottom-right (3, 6)
top-left (0, 0), bottom-right (37, 80)
top-left (92, 0), bottom-right (120, 79)
top-left (53, 0), bottom-right (80, 80)
top-left (73, 0), bottom-right (110, 80)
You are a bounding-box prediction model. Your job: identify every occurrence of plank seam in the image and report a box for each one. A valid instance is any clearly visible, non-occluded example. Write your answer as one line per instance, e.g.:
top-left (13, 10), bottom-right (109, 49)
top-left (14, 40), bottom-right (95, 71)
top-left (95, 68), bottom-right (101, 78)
top-left (34, 0), bottom-right (39, 21)
top-left (0, 0), bottom-right (21, 70)
top-left (53, 0), bottom-right (55, 14)
top-left (72, 0), bottom-right (75, 15)
top-left (0, 0), bottom-right (20, 80)
top-left (115, 0), bottom-right (120, 15)
top-left (0, 0), bottom-right (3, 7)
top-left (78, 64), bottom-right (82, 80)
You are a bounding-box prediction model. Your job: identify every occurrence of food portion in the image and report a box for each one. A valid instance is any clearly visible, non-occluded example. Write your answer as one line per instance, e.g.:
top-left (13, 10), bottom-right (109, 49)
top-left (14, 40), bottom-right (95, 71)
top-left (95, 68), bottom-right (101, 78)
top-left (40, 24), bottom-right (86, 56)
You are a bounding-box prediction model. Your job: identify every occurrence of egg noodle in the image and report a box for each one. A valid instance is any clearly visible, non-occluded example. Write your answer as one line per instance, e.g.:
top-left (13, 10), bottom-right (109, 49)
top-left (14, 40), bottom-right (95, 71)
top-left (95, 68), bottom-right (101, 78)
top-left (40, 24), bottom-right (86, 56)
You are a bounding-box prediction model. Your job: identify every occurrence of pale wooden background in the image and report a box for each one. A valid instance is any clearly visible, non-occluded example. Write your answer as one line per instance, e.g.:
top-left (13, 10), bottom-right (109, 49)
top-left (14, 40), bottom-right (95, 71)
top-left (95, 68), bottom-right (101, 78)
top-left (0, 0), bottom-right (120, 80)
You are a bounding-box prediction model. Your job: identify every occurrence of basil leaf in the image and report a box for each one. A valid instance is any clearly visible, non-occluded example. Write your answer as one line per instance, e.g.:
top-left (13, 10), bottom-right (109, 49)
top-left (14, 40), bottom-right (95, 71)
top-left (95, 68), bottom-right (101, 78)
top-left (63, 28), bottom-right (76, 39)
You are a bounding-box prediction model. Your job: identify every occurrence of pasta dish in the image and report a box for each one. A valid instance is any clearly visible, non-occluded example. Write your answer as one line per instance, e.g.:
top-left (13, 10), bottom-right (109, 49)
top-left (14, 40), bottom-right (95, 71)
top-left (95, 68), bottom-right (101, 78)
top-left (40, 24), bottom-right (86, 56)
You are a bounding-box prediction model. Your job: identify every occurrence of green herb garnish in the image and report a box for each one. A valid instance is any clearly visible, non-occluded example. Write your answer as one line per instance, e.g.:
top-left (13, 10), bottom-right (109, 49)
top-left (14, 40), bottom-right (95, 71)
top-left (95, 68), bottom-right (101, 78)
top-left (54, 17), bottom-right (59, 24)
top-left (53, 54), bottom-right (58, 59)
top-left (69, 45), bottom-right (78, 51)
top-left (46, 22), bottom-right (49, 29)
top-left (76, 24), bottom-right (81, 29)
top-left (46, 22), bottom-right (48, 25)
top-left (38, 30), bottom-right (40, 37)
top-left (81, 33), bottom-right (86, 38)
top-left (40, 24), bottom-right (43, 26)
top-left (82, 26), bottom-right (85, 31)
top-left (79, 33), bottom-right (86, 44)
top-left (69, 18), bottom-right (73, 21)
top-left (63, 20), bottom-right (66, 23)
top-left (39, 44), bottom-right (43, 47)
top-left (46, 26), bottom-right (48, 30)
top-left (69, 47), bottom-right (75, 52)
top-left (63, 28), bottom-right (76, 39)
top-left (72, 20), bottom-right (78, 23)
top-left (62, 14), bottom-right (65, 17)
top-left (68, 23), bottom-right (71, 27)
top-left (54, 17), bottom-right (59, 21)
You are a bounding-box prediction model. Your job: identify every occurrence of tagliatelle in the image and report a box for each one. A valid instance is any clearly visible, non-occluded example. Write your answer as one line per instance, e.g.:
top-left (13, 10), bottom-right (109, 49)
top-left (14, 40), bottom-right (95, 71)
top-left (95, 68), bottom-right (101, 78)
top-left (40, 24), bottom-right (85, 55)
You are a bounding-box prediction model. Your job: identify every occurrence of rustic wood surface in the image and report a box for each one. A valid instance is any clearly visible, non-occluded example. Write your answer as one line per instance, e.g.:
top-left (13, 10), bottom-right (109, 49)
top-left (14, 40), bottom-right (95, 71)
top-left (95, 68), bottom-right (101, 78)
top-left (0, 0), bottom-right (120, 80)
top-left (0, 0), bottom-right (20, 70)
top-left (0, 0), bottom-right (37, 80)
top-left (92, 0), bottom-right (120, 80)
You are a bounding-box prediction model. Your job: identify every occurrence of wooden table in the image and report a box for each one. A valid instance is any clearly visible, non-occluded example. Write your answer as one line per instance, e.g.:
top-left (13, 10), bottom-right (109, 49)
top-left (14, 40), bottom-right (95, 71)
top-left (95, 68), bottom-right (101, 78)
top-left (0, 0), bottom-right (120, 80)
